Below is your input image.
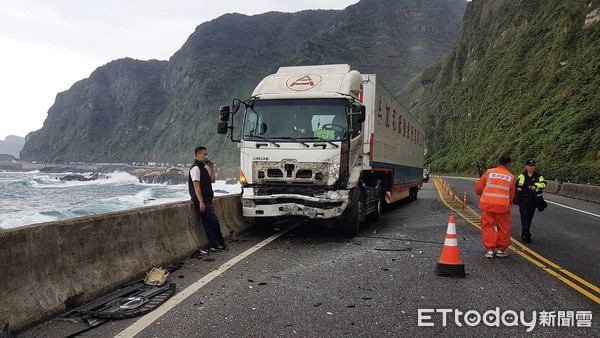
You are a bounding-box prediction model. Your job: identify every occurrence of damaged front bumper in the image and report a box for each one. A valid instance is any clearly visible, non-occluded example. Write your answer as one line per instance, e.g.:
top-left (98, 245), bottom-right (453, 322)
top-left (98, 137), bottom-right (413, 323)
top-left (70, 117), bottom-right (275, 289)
top-left (242, 187), bottom-right (349, 219)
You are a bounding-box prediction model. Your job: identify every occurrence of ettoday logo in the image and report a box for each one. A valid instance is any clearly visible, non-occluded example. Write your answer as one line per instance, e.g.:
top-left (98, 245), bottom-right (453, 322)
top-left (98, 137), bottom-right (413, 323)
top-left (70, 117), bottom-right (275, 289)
top-left (418, 308), bottom-right (593, 332)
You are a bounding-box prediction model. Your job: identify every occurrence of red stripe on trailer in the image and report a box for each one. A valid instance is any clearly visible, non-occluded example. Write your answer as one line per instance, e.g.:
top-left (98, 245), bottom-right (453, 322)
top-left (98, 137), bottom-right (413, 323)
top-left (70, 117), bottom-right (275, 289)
top-left (384, 181), bottom-right (422, 204)
top-left (385, 187), bottom-right (410, 204)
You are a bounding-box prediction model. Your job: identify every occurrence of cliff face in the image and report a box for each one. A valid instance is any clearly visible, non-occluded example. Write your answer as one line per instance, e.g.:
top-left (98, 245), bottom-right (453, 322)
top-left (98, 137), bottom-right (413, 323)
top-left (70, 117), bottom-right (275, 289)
top-left (21, 0), bottom-right (466, 165)
top-left (0, 135), bottom-right (25, 158)
top-left (400, 0), bottom-right (600, 183)
top-left (21, 58), bottom-right (168, 162)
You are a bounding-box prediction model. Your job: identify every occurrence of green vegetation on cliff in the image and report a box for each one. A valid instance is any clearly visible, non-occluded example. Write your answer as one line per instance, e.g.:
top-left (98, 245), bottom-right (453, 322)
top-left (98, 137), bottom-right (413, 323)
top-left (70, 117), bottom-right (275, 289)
top-left (401, 0), bottom-right (600, 184)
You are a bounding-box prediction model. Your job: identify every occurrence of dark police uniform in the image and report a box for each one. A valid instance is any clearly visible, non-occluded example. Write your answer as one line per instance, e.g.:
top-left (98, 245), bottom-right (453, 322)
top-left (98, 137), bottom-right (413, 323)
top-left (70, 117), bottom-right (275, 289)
top-left (514, 169), bottom-right (546, 242)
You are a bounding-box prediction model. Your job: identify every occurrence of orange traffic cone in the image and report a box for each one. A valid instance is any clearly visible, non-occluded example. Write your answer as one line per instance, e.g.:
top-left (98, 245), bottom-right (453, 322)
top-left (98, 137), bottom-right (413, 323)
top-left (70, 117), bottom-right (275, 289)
top-left (435, 215), bottom-right (466, 277)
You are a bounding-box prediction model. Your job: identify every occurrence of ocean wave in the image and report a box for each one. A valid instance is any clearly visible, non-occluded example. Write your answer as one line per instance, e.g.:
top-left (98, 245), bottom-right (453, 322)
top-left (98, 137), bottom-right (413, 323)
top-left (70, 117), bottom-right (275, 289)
top-left (0, 170), bottom-right (240, 229)
top-left (117, 188), bottom-right (155, 205)
top-left (30, 171), bottom-right (140, 189)
top-left (0, 213), bottom-right (60, 229)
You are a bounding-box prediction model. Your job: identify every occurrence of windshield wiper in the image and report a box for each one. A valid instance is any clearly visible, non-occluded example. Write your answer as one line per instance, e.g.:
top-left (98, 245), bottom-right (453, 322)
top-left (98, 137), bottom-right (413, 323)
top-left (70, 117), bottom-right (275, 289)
top-left (274, 136), bottom-right (310, 148)
top-left (297, 137), bottom-right (339, 148)
top-left (244, 134), bottom-right (280, 147)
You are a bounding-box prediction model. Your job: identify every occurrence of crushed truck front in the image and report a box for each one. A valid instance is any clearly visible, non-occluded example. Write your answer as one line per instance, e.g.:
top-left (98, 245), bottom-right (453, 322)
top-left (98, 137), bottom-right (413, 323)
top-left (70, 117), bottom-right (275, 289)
top-left (236, 65), bottom-right (365, 221)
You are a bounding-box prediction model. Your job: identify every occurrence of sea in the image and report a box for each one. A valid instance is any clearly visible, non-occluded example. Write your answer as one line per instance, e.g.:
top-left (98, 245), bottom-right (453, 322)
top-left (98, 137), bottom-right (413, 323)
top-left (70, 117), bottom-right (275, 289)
top-left (0, 170), bottom-right (241, 230)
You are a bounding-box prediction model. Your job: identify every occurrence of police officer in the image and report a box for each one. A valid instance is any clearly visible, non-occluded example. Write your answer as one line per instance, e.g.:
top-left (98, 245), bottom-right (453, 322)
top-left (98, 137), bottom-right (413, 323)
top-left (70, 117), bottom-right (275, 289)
top-left (514, 159), bottom-right (546, 243)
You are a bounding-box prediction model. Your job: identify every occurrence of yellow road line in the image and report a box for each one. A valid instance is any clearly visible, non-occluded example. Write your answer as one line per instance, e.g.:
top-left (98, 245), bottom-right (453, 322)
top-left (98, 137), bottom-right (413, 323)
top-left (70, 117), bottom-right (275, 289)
top-left (432, 177), bottom-right (600, 304)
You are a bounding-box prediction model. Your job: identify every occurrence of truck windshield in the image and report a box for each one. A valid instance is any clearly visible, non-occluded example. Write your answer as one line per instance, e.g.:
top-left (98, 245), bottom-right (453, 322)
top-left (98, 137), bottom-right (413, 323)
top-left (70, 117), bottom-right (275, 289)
top-left (243, 99), bottom-right (349, 142)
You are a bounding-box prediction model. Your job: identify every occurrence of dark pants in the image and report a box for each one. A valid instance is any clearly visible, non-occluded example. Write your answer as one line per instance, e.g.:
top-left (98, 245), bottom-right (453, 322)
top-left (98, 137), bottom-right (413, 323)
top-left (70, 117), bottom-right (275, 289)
top-left (192, 200), bottom-right (225, 248)
top-left (519, 196), bottom-right (537, 238)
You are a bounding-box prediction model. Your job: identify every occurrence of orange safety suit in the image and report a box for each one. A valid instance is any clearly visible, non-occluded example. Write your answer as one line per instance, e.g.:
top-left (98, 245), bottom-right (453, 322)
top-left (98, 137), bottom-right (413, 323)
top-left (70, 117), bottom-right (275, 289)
top-left (475, 165), bottom-right (516, 251)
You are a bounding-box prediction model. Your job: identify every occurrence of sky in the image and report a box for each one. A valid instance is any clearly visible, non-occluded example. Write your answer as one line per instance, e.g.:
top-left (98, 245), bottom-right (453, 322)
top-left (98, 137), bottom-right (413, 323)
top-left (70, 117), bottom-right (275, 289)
top-left (0, 0), bottom-right (359, 141)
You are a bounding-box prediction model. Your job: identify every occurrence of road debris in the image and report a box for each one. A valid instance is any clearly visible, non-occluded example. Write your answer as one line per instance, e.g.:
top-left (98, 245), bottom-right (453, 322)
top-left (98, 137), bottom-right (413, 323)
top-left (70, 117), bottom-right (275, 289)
top-left (374, 248), bottom-right (412, 252)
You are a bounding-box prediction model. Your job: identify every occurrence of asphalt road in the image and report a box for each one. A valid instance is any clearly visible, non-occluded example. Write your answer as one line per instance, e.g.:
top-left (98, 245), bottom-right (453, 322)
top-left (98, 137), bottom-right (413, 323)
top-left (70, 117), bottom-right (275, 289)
top-left (443, 176), bottom-right (600, 286)
top-left (25, 182), bottom-right (599, 337)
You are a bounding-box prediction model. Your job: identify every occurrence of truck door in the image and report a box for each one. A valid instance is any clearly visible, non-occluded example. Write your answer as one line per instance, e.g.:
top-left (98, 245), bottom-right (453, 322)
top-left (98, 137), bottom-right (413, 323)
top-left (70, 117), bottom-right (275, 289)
top-left (347, 105), bottom-right (364, 185)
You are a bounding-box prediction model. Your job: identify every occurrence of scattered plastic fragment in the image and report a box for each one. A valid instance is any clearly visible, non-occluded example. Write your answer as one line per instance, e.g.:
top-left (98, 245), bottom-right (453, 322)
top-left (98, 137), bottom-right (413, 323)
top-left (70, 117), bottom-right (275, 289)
top-left (374, 248), bottom-right (412, 252)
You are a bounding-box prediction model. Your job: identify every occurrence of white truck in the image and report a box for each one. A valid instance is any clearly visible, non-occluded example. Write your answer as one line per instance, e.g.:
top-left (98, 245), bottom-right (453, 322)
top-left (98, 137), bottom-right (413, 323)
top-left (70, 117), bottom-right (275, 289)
top-left (217, 64), bottom-right (424, 235)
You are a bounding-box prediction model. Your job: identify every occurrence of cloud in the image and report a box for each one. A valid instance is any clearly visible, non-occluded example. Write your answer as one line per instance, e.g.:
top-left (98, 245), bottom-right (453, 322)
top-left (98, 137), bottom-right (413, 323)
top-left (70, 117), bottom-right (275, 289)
top-left (0, 0), bottom-right (358, 140)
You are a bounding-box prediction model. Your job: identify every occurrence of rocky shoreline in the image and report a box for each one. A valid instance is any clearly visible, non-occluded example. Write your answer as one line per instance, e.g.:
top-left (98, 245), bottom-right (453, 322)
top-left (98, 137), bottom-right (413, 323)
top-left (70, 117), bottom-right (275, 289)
top-left (0, 162), bottom-right (239, 185)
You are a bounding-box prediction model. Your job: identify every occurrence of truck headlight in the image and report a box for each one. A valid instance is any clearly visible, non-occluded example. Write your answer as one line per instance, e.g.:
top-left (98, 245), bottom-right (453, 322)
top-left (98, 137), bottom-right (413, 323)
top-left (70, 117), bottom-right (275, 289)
top-left (329, 191), bottom-right (342, 200)
top-left (242, 199), bottom-right (256, 208)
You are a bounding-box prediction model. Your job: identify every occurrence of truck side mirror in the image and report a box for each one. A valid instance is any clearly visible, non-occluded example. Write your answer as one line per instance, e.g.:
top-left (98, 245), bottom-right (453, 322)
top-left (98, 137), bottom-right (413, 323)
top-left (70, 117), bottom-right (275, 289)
top-left (354, 105), bottom-right (366, 123)
top-left (219, 106), bottom-right (230, 121)
top-left (217, 121), bottom-right (229, 134)
top-left (232, 100), bottom-right (241, 114)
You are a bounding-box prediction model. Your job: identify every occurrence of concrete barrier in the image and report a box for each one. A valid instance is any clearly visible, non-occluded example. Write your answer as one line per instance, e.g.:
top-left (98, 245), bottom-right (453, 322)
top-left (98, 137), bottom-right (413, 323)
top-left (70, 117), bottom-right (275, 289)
top-left (544, 180), bottom-right (560, 195)
top-left (0, 194), bottom-right (246, 332)
top-left (559, 183), bottom-right (600, 203)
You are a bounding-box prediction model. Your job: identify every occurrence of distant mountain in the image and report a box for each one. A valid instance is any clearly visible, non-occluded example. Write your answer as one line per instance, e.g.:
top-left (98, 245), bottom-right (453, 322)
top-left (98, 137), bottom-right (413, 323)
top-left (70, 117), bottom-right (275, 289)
top-left (20, 0), bottom-right (466, 166)
top-left (400, 0), bottom-right (600, 184)
top-left (0, 135), bottom-right (25, 158)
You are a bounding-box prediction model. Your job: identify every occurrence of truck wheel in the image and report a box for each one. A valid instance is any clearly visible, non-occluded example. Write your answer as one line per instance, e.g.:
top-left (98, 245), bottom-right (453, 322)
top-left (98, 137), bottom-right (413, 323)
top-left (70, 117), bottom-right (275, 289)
top-left (341, 188), bottom-right (362, 236)
top-left (367, 181), bottom-right (382, 222)
top-left (409, 187), bottom-right (419, 202)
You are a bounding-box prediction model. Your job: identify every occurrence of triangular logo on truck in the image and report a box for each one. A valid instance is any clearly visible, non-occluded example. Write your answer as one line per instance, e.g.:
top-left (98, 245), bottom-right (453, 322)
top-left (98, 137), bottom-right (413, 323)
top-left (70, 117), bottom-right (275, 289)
top-left (287, 74), bottom-right (322, 91)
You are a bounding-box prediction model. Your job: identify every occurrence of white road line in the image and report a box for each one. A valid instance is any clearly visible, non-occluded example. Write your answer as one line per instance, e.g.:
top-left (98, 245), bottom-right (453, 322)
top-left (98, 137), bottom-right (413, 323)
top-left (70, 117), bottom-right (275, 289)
top-left (114, 225), bottom-right (298, 338)
top-left (546, 200), bottom-right (600, 218)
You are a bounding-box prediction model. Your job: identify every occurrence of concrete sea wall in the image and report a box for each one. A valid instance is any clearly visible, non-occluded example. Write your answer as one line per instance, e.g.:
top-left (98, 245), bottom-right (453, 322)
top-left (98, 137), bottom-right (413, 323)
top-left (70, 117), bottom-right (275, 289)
top-left (542, 179), bottom-right (600, 203)
top-left (0, 194), bottom-right (246, 332)
top-left (558, 182), bottom-right (600, 204)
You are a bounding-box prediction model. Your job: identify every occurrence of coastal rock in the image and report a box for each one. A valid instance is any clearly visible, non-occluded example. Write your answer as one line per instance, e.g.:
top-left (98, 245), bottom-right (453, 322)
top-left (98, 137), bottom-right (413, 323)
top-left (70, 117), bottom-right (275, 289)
top-left (60, 174), bottom-right (92, 182)
top-left (137, 168), bottom-right (187, 185)
top-left (59, 173), bottom-right (109, 181)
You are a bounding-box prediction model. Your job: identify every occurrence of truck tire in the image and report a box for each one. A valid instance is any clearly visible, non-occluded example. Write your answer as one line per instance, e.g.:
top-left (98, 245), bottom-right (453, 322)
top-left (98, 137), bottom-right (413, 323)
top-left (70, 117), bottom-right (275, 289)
top-left (341, 188), bottom-right (362, 236)
top-left (367, 181), bottom-right (382, 222)
top-left (409, 187), bottom-right (419, 202)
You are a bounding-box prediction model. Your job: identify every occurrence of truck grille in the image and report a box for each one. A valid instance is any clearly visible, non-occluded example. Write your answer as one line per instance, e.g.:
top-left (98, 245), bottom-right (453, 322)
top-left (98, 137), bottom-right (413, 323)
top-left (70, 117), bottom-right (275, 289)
top-left (267, 169), bottom-right (283, 178)
top-left (252, 160), bottom-right (329, 185)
